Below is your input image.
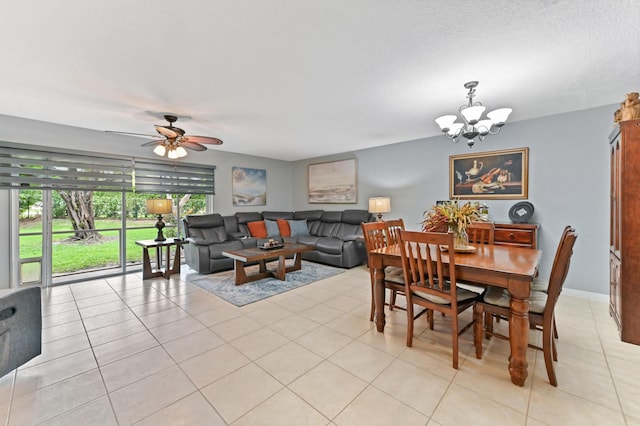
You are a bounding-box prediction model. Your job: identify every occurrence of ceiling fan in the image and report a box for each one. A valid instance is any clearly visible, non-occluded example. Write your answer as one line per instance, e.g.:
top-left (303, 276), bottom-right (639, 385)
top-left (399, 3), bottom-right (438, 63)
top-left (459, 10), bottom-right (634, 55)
top-left (107, 114), bottom-right (223, 159)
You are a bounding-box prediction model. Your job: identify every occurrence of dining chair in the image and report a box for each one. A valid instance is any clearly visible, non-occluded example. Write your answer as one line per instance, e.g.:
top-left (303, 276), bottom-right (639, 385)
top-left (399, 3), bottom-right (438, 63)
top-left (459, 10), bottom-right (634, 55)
top-left (467, 221), bottom-right (495, 245)
top-left (473, 226), bottom-right (577, 386)
top-left (398, 230), bottom-right (480, 369)
top-left (361, 221), bottom-right (406, 321)
top-left (384, 218), bottom-right (405, 245)
top-left (529, 225), bottom-right (572, 339)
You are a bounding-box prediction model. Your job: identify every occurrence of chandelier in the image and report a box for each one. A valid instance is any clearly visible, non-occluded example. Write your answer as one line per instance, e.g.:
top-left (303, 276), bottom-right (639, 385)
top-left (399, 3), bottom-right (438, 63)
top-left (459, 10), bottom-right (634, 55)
top-left (435, 81), bottom-right (512, 147)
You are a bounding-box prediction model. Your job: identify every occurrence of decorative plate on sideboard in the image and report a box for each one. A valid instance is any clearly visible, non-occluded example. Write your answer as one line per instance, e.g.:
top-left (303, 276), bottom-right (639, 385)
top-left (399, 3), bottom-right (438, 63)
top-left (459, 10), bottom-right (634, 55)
top-left (508, 201), bottom-right (534, 223)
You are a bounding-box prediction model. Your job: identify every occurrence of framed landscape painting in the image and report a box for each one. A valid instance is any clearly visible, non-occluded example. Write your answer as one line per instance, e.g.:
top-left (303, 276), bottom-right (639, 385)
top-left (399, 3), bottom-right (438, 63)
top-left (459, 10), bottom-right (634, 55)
top-left (232, 167), bottom-right (267, 206)
top-left (308, 159), bottom-right (357, 203)
top-left (449, 147), bottom-right (529, 199)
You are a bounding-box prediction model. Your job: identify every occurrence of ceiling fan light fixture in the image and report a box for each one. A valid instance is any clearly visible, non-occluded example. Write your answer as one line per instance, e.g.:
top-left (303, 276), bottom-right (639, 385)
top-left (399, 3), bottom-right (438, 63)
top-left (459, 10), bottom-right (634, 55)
top-left (112, 114), bottom-right (223, 157)
top-left (153, 145), bottom-right (166, 156)
top-left (175, 146), bottom-right (188, 158)
top-left (167, 147), bottom-right (180, 160)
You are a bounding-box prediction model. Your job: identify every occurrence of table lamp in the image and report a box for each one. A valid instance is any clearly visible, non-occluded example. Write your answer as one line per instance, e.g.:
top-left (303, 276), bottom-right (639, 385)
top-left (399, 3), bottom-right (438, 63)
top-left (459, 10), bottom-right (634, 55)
top-left (368, 197), bottom-right (391, 221)
top-left (146, 199), bottom-right (173, 241)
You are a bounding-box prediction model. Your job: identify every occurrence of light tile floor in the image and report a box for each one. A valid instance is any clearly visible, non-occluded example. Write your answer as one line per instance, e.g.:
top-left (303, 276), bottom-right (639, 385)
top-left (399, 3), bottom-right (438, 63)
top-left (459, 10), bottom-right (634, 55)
top-left (2, 265), bottom-right (640, 425)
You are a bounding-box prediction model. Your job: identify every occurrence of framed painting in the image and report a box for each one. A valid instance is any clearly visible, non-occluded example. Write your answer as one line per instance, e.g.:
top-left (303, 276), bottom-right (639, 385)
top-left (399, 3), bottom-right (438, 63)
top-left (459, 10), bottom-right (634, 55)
top-left (232, 167), bottom-right (267, 206)
top-left (308, 159), bottom-right (357, 203)
top-left (449, 148), bottom-right (529, 199)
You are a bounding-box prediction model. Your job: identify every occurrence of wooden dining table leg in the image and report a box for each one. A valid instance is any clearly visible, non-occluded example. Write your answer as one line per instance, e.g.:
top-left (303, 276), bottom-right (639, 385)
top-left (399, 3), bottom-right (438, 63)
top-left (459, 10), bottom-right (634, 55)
top-left (507, 280), bottom-right (531, 386)
top-left (372, 258), bottom-right (387, 332)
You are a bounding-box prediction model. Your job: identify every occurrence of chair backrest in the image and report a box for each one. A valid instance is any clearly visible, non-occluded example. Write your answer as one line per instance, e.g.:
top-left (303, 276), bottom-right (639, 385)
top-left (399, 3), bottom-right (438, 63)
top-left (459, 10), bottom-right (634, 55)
top-left (467, 221), bottom-right (495, 245)
top-left (361, 221), bottom-right (389, 267)
top-left (398, 230), bottom-right (458, 307)
top-left (384, 218), bottom-right (405, 245)
top-left (543, 227), bottom-right (578, 317)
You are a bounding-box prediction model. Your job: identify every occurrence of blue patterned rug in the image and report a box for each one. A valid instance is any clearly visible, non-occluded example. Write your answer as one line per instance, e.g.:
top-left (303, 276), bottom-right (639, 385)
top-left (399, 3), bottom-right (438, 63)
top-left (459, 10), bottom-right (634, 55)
top-left (188, 261), bottom-right (346, 306)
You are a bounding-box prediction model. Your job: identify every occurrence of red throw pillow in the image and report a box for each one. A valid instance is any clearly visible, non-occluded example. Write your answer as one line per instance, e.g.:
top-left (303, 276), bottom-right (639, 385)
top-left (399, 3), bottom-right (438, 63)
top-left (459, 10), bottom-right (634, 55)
top-left (277, 219), bottom-right (291, 237)
top-left (247, 221), bottom-right (268, 238)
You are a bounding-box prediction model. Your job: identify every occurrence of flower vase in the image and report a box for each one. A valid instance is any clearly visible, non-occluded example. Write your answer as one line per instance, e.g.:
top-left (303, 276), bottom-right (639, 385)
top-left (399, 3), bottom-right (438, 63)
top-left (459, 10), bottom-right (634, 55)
top-left (450, 226), bottom-right (469, 248)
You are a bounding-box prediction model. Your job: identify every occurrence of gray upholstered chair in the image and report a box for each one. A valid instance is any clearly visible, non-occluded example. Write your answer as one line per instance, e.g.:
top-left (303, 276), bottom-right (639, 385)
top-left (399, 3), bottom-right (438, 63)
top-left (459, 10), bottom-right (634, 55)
top-left (0, 287), bottom-right (42, 377)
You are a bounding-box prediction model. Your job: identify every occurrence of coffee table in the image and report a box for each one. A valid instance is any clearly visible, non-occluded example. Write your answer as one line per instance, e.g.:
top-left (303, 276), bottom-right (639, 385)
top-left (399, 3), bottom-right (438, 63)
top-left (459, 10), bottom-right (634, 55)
top-left (221, 243), bottom-right (313, 285)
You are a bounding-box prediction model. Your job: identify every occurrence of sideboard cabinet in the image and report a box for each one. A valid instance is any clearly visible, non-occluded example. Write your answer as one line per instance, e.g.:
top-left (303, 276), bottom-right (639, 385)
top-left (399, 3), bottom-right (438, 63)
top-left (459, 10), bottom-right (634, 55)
top-left (609, 118), bottom-right (640, 345)
top-left (494, 222), bottom-right (539, 249)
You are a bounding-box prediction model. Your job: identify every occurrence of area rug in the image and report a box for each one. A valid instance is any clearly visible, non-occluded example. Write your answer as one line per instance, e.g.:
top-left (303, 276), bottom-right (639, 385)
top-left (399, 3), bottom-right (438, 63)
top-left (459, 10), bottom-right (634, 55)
top-left (188, 261), bottom-right (346, 306)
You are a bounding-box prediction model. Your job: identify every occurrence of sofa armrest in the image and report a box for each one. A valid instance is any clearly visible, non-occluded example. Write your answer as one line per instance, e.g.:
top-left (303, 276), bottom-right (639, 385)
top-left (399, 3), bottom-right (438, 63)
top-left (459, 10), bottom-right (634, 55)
top-left (186, 237), bottom-right (210, 246)
top-left (183, 243), bottom-right (211, 273)
top-left (341, 234), bottom-right (361, 242)
top-left (230, 232), bottom-right (249, 240)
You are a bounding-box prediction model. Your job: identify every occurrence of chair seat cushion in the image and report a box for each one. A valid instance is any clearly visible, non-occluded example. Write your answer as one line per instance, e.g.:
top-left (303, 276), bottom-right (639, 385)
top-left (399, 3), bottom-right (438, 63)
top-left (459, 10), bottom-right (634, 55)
top-left (384, 266), bottom-right (404, 285)
top-left (482, 286), bottom-right (547, 313)
top-left (531, 281), bottom-right (549, 293)
top-left (412, 282), bottom-right (478, 305)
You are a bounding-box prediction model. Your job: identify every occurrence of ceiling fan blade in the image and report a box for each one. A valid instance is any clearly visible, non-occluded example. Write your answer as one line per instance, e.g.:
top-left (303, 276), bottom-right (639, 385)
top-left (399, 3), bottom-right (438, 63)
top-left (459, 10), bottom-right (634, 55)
top-left (180, 141), bottom-right (207, 151)
top-left (182, 135), bottom-right (223, 145)
top-left (155, 125), bottom-right (185, 138)
top-left (141, 139), bottom-right (165, 147)
top-left (105, 130), bottom-right (158, 138)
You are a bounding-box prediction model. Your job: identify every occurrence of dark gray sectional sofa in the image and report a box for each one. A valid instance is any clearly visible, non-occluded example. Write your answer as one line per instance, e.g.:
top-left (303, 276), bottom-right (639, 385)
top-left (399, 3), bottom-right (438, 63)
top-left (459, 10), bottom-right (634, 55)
top-left (180, 209), bottom-right (373, 274)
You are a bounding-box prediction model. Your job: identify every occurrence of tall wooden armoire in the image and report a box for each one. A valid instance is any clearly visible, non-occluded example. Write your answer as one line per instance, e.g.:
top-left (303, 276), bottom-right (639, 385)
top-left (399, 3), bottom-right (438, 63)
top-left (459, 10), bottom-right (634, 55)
top-left (610, 118), bottom-right (640, 345)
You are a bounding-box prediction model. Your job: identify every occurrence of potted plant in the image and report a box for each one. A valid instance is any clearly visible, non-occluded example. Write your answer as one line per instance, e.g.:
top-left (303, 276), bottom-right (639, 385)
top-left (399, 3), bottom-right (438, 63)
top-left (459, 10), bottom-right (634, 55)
top-left (421, 199), bottom-right (484, 248)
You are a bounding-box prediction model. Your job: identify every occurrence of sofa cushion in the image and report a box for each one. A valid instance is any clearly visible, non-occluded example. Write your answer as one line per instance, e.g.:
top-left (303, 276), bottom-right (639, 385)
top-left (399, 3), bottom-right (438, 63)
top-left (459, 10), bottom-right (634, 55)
top-left (321, 211), bottom-right (343, 223)
top-left (342, 209), bottom-right (371, 225)
top-left (316, 221), bottom-right (339, 237)
top-left (288, 219), bottom-right (309, 237)
top-left (336, 223), bottom-right (362, 241)
top-left (235, 212), bottom-right (264, 224)
top-left (277, 219), bottom-right (291, 237)
top-left (316, 238), bottom-right (343, 255)
top-left (262, 211), bottom-right (294, 220)
top-left (208, 240), bottom-right (244, 259)
top-left (297, 234), bottom-right (320, 247)
top-left (293, 210), bottom-right (323, 221)
top-left (264, 219), bottom-right (280, 236)
top-left (186, 213), bottom-right (224, 228)
top-left (247, 221), bottom-right (268, 238)
top-left (201, 226), bottom-right (228, 243)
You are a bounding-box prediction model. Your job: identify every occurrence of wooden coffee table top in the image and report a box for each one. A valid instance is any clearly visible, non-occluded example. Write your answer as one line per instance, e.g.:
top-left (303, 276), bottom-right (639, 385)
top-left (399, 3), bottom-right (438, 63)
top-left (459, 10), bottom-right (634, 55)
top-left (222, 243), bottom-right (314, 285)
top-left (222, 243), bottom-right (313, 262)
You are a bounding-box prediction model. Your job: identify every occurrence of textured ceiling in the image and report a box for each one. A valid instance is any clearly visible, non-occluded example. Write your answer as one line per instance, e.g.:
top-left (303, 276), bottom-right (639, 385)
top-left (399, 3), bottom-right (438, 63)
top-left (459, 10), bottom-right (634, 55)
top-left (1, 0), bottom-right (638, 160)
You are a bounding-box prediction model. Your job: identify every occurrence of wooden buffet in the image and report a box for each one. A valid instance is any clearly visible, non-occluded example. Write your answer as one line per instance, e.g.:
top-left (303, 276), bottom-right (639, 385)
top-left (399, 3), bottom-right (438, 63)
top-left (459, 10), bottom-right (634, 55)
top-left (609, 118), bottom-right (640, 345)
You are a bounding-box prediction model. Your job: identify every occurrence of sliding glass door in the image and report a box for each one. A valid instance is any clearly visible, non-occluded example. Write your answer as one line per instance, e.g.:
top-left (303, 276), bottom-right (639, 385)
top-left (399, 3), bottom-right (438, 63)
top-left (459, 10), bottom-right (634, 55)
top-left (16, 190), bottom-right (207, 287)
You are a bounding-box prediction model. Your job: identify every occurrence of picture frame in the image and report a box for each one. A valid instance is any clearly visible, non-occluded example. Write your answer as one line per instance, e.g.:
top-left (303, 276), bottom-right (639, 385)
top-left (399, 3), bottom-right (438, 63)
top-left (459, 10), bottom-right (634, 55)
top-left (232, 167), bottom-right (267, 206)
top-left (308, 159), bottom-right (357, 203)
top-left (449, 148), bottom-right (529, 199)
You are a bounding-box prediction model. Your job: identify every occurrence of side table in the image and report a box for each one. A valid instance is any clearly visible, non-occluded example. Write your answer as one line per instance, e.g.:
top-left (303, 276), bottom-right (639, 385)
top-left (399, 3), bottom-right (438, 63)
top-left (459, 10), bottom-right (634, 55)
top-left (135, 238), bottom-right (184, 279)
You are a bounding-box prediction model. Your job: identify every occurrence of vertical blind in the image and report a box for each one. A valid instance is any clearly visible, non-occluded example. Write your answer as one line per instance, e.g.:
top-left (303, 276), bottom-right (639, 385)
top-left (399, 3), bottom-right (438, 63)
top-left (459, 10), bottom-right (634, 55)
top-left (0, 141), bottom-right (216, 194)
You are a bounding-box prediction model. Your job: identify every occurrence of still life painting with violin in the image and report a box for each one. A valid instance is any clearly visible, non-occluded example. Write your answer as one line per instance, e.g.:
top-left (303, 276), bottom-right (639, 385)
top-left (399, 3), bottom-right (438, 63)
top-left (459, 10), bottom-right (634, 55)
top-left (449, 147), bottom-right (529, 199)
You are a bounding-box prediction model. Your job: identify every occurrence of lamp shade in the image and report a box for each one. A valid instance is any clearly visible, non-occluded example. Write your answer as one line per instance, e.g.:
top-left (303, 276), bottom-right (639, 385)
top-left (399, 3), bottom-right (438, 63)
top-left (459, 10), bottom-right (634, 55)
top-left (368, 197), bottom-right (391, 214)
top-left (460, 105), bottom-right (486, 125)
top-left (487, 108), bottom-right (512, 126)
top-left (146, 199), bottom-right (173, 215)
top-left (435, 115), bottom-right (457, 131)
top-left (153, 145), bottom-right (166, 156)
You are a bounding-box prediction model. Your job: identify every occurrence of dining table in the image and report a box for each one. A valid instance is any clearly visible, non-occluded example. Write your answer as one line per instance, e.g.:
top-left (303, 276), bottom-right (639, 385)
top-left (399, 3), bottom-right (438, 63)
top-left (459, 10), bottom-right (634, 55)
top-left (369, 243), bottom-right (542, 386)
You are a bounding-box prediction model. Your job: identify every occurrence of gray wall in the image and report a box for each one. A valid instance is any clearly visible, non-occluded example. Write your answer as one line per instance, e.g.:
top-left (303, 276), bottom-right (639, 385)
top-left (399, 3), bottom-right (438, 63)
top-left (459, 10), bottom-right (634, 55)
top-left (0, 105), bottom-right (616, 294)
top-left (292, 104), bottom-right (616, 295)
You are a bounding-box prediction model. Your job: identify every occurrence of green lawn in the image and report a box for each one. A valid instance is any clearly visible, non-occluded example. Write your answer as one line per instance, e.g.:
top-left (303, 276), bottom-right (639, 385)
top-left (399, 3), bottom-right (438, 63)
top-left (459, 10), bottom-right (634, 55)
top-left (19, 218), bottom-right (178, 274)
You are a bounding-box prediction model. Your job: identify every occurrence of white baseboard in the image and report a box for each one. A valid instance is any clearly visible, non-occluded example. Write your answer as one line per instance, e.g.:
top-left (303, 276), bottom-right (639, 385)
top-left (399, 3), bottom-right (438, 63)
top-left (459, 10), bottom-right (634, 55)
top-left (562, 287), bottom-right (609, 302)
